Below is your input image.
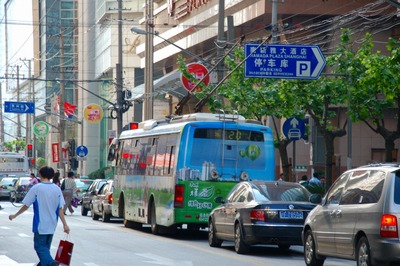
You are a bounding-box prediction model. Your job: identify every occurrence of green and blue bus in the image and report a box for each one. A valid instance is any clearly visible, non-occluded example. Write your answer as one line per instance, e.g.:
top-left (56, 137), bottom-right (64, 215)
top-left (108, 113), bottom-right (275, 234)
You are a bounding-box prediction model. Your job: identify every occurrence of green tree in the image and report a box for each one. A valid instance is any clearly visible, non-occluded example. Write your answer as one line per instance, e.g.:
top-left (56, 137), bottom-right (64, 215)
top-left (36, 157), bottom-right (46, 169)
top-left (279, 76), bottom-right (348, 188)
top-left (179, 49), bottom-right (304, 181)
top-left (3, 139), bottom-right (26, 152)
top-left (342, 32), bottom-right (400, 162)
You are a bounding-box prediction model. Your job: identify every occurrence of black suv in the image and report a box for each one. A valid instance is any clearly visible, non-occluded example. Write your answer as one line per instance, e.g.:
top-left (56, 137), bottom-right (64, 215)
top-left (81, 179), bottom-right (107, 216)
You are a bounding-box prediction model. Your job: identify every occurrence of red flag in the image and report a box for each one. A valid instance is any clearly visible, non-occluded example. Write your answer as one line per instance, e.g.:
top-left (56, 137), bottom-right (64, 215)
top-left (64, 101), bottom-right (77, 118)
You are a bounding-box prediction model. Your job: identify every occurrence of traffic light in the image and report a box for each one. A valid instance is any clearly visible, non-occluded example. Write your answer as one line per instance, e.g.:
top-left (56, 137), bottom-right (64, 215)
top-left (29, 158), bottom-right (35, 168)
top-left (123, 122), bottom-right (139, 131)
top-left (129, 122), bottom-right (139, 130)
top-left (68, 139), bottom-right (76, 157)
top-left (27, 144), bottom-right (33, 157)
top-left (70, 158), bottom-right (78, 170)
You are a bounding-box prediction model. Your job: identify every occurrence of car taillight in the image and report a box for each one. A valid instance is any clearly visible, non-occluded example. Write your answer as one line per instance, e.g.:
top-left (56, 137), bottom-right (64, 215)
top-left (108, 194), bottom-right (113, 204)
top-left (250, 210), bottom-right (265, 221)
top-left (174, 185), bottom-right (184, 208)
top-left (380, 214), bottom-right (398, 238)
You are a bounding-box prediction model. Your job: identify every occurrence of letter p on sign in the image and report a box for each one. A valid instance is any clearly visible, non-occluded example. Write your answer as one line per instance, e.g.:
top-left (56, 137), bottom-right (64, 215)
top-left (297, 61), bottom-right (311, 77)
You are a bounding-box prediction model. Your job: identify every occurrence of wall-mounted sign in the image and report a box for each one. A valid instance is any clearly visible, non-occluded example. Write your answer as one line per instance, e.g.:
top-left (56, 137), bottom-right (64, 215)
top-left (180, 63), bottom-right (210, 92)
top-left (84, 104), bottom-right (103, 123)
top-left (33, 121), bottom-right (50, 137)
top-left (52, 143), bottom-right (60, 163)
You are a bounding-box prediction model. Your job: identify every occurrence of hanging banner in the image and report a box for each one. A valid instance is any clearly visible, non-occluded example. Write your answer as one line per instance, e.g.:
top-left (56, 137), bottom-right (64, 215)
top-left (84, 104), bottom-right (103, 123)
top-left (52, 143), bottom-right (60, 163)
top-left (33, 121), bottom-right (50, 137)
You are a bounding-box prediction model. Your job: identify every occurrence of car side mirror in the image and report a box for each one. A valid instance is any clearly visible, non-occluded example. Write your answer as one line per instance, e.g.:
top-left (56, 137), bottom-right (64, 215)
top-left (310, 194), bottom-right (322, 204)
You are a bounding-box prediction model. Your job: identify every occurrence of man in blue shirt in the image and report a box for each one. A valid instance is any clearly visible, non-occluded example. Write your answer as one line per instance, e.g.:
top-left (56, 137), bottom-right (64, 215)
top-left (309, 172), bottom-right (322, 186)
top-left (9, 166), bottom-right (70, 266)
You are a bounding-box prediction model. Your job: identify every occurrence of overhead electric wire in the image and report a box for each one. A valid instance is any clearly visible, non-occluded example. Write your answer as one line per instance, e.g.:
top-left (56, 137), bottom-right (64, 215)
top-left (1, 0), bottom-right (398, 102)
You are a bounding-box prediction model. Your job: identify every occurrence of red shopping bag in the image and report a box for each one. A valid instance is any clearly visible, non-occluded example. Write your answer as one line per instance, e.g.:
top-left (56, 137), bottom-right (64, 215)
top-left (55, 235), bottom-right (74, 266)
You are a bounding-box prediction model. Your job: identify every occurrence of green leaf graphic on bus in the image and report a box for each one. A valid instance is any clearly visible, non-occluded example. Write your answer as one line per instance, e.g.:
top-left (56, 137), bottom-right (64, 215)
top-left (239, 150), bottom-right (246, 158)
top-left (245, 144), bottom-right (261, 161)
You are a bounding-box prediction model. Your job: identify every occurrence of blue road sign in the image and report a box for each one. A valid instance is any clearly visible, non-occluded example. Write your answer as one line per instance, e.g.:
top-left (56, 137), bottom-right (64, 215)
top-left (244, 44), bottom-right (326, 80)
top-left (4, 101), bottom-right (35, 114)
top-left (76, 145), bottom-right (88, 157)
top-left (283, 117), bottom-right (305, 141)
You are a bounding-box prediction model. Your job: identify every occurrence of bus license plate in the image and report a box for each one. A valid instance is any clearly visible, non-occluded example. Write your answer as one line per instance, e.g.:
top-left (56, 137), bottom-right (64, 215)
top-left (279, 211), bottom-right (303, 219)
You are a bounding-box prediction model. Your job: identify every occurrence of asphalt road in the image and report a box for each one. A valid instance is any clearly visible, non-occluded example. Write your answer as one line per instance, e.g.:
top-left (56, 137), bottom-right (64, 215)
top-left (0, 201), bottom-right (354, 266)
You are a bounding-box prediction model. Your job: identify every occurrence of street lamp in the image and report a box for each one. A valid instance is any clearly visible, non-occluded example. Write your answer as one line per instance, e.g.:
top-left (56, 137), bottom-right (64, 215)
top-left (131, 27), bottom-right (210, 119)
top-left (130, 27), bottom-right (207, 65)
top-left (130, 27), bottom-right (154, 120)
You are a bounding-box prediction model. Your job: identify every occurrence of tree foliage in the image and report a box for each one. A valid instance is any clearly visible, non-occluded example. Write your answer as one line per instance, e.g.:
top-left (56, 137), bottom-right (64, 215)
top-left (341, 32), bottom-right (400, 162)
top-left (179, 29), bottom-right (399, 189)
top-left (3, 139), bottom-right (26, 152)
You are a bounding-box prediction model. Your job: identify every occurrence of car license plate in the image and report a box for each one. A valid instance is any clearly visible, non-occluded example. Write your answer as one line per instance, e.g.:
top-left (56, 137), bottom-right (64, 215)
top-left (279, 211), bottom-right (303, 219)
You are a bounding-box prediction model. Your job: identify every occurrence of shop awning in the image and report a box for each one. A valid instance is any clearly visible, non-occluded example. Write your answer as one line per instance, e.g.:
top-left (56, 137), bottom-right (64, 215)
top-left (128, 70), bottom-right (189, 101)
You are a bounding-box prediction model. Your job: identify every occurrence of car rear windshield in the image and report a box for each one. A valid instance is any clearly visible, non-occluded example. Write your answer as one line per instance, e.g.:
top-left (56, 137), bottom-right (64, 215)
top-left (395, 173), bottom-right (400, 204)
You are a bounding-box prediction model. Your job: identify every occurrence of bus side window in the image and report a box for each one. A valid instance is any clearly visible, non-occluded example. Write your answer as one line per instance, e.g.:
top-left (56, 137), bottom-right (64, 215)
top-left (107, 144), bottom-right (116, 161)
top-left (146, 138), bottom-right (158, 176)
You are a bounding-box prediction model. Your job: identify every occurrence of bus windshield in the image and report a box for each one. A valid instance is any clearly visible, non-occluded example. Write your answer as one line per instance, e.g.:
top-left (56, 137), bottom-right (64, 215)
top-left (190, 128), bottom-right (265, 169)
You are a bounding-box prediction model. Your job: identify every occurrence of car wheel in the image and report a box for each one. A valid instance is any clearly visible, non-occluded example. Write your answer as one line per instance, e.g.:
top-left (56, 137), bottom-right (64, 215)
top-left (81, 205), bottom-right (88, 216)
top-left (150, 202), bottom-right (159, 235)
top-left (9, 192), bottom-right (15, 203)
top-left (91, 205), bottom-right (100, 221)
top-left (208, 219), bottom-right (222, 247)
top-left (234, 222), bottom-right (250, 254)
top-left (304, 230), bottom-right (324, 266)
top-left (102, 208), bottom-right (111, 223)
top-left (357, 236), bottom-right (371, 266)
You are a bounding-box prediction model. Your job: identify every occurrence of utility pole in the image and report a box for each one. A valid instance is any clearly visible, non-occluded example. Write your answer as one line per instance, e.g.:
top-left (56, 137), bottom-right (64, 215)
top-left (144, 0), bottom-right (154, 120)
top-left (271, 0), bottom-right (278, 44)
top-left (0, 83), bottom-right (3, 144)
top-left (21, 58), bottom-right (33, 152)
top-left (16, 65), bottom-right (21, 139)
top-left (216, 0), bottom-right (225, 87)
top-left (59, 32), bottom-right (66, 177)
top-left (116, 0), bottom-right (124, 135)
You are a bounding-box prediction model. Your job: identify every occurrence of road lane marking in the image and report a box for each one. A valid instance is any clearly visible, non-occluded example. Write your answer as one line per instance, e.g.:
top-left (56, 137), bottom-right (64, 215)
top-left (0, 255), bottom-right (35, 265)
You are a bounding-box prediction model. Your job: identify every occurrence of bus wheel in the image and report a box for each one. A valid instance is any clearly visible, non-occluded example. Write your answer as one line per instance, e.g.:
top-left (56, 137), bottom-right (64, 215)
top-left (150, 202), bottom-right (159, 235)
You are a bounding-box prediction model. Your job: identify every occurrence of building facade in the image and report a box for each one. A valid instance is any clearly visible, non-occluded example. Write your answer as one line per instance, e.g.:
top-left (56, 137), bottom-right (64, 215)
top-left (2, 0), bottom-right (400, 178)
